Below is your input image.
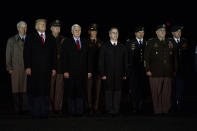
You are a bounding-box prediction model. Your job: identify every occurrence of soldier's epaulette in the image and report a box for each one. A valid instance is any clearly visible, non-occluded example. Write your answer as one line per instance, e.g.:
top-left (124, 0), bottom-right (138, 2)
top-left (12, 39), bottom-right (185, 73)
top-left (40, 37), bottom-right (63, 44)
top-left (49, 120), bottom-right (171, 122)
top-left (148, 38), bottom-right (154, 41)
top-left (147, 38), bottom-right (154, 43)
top-left (181, 38), bottom-right (187, 42)
top-left (167, 38), bottom-right (173, 40)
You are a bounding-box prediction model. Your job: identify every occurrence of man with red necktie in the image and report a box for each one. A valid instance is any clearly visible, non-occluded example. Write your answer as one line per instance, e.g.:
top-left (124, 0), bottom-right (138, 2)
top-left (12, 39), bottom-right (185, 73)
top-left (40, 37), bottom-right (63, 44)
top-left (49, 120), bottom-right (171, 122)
top-left (24, 19), bottom-right (56, 118)
top-left (62, 24), bottom-right (92, 116)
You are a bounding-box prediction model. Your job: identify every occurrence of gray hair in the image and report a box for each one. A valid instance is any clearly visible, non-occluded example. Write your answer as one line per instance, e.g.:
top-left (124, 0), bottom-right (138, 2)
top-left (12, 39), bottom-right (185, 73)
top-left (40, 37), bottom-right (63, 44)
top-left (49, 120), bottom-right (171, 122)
top-left (71, 24), bottom-right (81, 32)
top-left (16, 21), bottom-right (27, 29)
top-left (109, 27), bottom-right (119, 34)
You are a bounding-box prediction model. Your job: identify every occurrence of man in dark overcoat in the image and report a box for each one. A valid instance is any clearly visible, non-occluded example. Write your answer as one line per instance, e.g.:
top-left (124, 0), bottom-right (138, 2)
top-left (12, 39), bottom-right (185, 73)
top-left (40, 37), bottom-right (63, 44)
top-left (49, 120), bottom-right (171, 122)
top-left (62, 24), bottom-right (92, 116)
top-left (24, 19), bottom-right (56, 118)
top-left (99, 27), bottom-right (128, 115)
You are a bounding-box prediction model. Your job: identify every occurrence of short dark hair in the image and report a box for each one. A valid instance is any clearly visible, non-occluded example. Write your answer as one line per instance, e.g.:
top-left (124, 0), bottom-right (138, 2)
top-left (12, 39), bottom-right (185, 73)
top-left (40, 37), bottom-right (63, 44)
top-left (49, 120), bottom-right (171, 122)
top-left (109, 27), bottom-right (119, 34)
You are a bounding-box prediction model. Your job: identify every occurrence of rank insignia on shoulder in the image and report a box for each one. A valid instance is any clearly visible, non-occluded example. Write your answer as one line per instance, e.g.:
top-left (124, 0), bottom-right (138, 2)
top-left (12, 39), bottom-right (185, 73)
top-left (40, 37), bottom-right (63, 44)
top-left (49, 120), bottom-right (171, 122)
top-left (131, 43), bottom-right (136, 50)
top-left (168, 41), bottom-right (173, 48)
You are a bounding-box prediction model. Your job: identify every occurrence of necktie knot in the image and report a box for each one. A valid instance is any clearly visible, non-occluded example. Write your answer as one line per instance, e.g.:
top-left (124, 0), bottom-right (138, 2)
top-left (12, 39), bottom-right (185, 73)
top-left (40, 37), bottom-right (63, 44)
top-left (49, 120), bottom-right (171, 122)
top-left (76, 39), bottom-right (80, 50)
top-left (41, 33), bottom-right (45, 44)
top-left (21, 37), bottom-right (25, 42)
top-left (139, 40), bottom-right (142, 44)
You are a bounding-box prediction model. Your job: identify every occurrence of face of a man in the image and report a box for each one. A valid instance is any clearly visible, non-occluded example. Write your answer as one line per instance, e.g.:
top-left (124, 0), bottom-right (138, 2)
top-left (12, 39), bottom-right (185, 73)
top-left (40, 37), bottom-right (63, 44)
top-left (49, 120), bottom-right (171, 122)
top-left (172, 29), bottom-right (182, 38)
top-left (50, 26), bottom-right (60, 36)
top-left (109, 29), bottom-right (119, 41)
top-left (36, 21), bottom-right (46, 33)
top-left (156, 28), bottom-right (166, 38)
top-left (17, 24), bottom-right (27, 36)
top-left (135, 30), bottom-right (144, 39)
top-left (72, 26), bottom-right (81, 38)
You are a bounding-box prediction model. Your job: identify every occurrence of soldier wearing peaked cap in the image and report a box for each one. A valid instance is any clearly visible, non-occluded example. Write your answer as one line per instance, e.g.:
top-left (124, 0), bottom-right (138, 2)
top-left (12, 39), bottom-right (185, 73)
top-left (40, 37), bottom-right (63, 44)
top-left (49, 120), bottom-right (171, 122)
top-left (87, 24), bottom-right (104, 115)
top-left (144, 24), bottom-right (178, 115)
top-left (171, 25), bottom-right (189, 113)
top-left (125, 26), bottom-right (149, 114)
top-left (49, 19), bottom-right (66, 114)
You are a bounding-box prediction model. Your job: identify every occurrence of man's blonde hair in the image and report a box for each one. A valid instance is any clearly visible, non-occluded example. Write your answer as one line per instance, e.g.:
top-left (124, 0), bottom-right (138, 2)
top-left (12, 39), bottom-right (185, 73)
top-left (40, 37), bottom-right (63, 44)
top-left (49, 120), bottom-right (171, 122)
top-left (35, 19), bottom-right (47, 25)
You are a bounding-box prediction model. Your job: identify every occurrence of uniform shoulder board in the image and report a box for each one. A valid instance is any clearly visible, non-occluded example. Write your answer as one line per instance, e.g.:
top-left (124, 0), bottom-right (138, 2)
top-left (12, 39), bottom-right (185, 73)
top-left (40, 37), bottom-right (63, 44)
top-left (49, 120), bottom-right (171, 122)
top-left (148, 38), bottom-right (154, 41)
top-left (167, 38), bottom-right (173, 40)
top-left (181, 38), bottom-right (187, 42)
top-left (147, 38), bottom-right (154, 43)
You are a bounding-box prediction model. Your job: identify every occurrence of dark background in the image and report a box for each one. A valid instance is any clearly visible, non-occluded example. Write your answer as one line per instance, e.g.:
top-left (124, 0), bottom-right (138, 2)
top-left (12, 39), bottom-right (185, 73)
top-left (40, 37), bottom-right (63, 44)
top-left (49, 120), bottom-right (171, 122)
top-left (0, 2), bottom-right (197, 114)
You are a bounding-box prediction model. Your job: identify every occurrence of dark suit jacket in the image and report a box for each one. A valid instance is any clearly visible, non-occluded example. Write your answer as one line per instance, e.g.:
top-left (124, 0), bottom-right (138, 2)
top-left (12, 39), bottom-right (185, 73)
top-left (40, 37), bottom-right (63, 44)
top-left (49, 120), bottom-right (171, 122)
top-left (126, 38), bottom-right (147, 74)
top-left (24, 31), bottom-right (56, 96)
top-left (62, 37), bottom-right (91, 78)
top-left (172, 38), bottom-right (189, 76)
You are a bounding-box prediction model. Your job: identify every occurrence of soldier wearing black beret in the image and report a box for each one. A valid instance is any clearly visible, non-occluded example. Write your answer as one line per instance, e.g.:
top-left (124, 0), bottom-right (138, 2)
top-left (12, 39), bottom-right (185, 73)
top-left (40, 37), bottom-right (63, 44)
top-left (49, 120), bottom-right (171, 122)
top-left (171, 25), bottom-right (188, 112)
top-left (125, 26), bottom-right (149, 114)
top-left (144, 24), bottom-right (177, 115)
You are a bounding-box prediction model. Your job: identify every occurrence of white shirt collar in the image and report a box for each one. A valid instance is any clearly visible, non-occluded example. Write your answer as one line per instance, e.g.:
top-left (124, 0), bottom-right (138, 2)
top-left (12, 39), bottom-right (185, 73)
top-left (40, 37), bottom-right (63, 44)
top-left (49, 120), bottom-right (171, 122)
top-left (173, 37), bottom-right (180, 43)
top-left (136, 38), bottom-right (143, 43)
top-left (110, 40), bottom-right (118, 46)
top-left (73, 36), bottom-right (80, 42)
top-left (19, 35), bottom-right (26, 40)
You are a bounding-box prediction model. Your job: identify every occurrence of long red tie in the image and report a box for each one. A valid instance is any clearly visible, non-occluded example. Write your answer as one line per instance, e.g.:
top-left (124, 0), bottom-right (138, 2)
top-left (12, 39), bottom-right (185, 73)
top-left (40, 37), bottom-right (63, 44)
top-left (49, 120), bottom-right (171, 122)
top-left (41, 33), bottom-right (45, 44)
top-left (76, 39), bottom-right (80, 50)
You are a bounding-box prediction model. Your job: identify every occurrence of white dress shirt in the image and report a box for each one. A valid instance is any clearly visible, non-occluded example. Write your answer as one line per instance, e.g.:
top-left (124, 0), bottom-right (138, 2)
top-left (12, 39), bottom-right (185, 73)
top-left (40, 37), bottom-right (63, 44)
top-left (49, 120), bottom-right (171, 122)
top-left (38, 31), bottom-right (46, 41)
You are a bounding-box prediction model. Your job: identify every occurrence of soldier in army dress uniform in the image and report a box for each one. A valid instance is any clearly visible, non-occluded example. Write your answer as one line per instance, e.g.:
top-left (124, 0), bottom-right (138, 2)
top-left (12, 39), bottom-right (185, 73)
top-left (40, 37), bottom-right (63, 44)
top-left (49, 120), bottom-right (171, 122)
top-left (126, 26), bottom-right (149, 113)
top-left (144, 24), bottom-right (177, 115)
top-left (49, 20), bottom-right (65, 114)
top-left (86, 24), bottom-right (103, 115)
top-left (171, 25), bottom-right (189, 112)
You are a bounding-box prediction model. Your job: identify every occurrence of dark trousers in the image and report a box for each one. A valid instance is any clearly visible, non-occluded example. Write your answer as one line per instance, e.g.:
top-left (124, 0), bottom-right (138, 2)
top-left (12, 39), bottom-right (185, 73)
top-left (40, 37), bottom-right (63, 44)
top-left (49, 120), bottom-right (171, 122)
top-left (62, 78), bottom-right (85, 115)
top-left (67, 97), bottom-right (84, 115)
top-left (31, 96), bottom-right (50, 118)
top-left (174, 74), bottom-right (184, 101)
top-left (105, 90), bottom-right (121, 114)
top-left (149, 77), bottom-right (172, 114)
top-left (128, 71), bottom-right (148, 111)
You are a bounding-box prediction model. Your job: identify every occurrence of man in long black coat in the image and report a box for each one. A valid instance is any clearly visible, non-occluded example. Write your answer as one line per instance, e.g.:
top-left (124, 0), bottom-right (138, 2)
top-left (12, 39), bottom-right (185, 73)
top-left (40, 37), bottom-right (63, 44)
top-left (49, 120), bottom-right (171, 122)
top-left (99, 27), bottom-right (128, 115)
top-left (62, 24), bottom-right (92, 116)
top-left (24, 19), bottom-right (56, 118)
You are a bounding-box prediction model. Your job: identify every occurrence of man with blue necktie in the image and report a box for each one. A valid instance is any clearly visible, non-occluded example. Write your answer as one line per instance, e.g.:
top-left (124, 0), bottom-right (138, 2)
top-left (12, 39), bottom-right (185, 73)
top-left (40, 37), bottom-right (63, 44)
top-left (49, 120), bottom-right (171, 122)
top-left (171, 25), bottom-right (189, 113)
top-left (125, 26), bottom-right (149, 114)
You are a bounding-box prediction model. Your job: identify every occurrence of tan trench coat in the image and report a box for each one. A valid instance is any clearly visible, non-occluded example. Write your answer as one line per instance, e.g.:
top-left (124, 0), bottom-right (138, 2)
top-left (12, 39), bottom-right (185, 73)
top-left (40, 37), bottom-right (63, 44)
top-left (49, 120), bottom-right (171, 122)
top-left (6, 34), bottom-right (27, 93)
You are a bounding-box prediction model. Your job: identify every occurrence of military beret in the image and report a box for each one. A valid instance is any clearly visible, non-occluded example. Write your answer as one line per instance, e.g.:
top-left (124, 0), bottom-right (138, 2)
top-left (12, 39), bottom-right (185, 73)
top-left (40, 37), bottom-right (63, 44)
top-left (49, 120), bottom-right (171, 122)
top-left (89, 23), bottom-right (98, 31)
top-left (155, 24), bottom-right (166, 31)
top-left (171, 25), bottom-right (184, 32)
top-left (50, 19), bottom-right (61, 27)
top-left (135, 26), bottom-right (144, 33)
